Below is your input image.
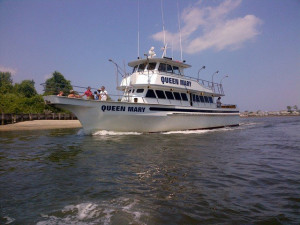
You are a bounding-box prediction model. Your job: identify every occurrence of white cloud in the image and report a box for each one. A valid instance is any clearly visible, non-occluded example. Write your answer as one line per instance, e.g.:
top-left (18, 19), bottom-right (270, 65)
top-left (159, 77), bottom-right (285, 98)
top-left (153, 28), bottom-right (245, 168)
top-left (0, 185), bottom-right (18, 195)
top-left (0, 65), bottom-right (17, 75)
top-left (151, 0), bottom-right (262, 54)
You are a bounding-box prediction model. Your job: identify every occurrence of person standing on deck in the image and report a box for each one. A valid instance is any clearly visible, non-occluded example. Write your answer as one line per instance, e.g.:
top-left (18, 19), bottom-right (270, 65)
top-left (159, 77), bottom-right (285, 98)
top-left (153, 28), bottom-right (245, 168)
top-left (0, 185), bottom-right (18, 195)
top-left (217, 97), bottom-right (222, 108)
top-left (99, 86), bottom-right (108, 101)
top-left (81, 86), bottom-right (93, 99)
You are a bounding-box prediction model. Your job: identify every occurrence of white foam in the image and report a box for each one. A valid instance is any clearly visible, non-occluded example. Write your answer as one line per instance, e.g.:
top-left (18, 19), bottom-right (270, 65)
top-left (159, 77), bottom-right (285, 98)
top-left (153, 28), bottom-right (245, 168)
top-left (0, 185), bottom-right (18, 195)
top-left (75, 203), bottom-right (99, 220)
top-left (3, 216), bottom-right (15, 224)
top-left (92, 130), bottom-right (142, 136)
top-left (76, 129), bottom-right (86, 136)
top-left (37, 202), bottom-right (102, 225)
top-left (163, 129), bottom-right (213, 135)
top-left (163, 126), bottom-right (235, 135)
top-left (122, 199), bottom-right (138, 211)
top-left (240, 122), bottom-right (261, 126)
top-left (102, 208), bottom-right (114, 225)
top-left (36, 198), bottom-right (147, 225)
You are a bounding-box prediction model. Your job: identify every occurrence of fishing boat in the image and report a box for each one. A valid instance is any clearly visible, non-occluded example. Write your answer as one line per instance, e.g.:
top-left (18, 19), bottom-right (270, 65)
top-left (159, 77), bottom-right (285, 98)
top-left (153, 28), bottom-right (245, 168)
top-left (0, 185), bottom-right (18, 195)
top-left (43, 48), bottom-right (239, 133)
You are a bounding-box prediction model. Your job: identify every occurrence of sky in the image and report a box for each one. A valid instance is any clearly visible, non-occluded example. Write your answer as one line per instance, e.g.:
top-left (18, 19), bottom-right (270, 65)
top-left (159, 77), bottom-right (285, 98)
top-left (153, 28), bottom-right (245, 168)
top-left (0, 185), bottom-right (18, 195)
top-left (0, 0), bottom-right (299, 112)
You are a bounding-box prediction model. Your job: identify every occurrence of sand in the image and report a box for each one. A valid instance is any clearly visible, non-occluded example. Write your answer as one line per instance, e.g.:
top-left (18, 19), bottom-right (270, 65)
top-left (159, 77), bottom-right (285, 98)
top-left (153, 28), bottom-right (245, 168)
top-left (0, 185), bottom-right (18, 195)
top-left (0, 120), bottom-right (82, 131)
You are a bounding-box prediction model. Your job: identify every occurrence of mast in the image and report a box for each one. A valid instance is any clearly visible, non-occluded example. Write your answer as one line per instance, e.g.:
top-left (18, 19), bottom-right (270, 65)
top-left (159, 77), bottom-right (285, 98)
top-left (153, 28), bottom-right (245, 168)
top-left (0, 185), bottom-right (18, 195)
top-left (177, 0), bottom-right (183, 61)
top-left (137, 0), bottom-right (140, 58)
top-left (161, 0), bottom-right (167, 57)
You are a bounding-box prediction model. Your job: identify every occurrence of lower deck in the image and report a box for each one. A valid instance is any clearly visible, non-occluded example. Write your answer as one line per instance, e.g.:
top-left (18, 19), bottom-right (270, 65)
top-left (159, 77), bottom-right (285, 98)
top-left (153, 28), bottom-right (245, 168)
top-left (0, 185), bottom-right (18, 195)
top-left (121, 87), bottom-right (235, 109)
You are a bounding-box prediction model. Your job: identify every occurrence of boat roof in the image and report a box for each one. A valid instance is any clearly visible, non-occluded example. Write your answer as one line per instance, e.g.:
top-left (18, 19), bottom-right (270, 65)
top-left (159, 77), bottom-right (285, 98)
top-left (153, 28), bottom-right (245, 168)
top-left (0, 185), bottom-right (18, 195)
top-left (128, 57), bottom-right (191, 69)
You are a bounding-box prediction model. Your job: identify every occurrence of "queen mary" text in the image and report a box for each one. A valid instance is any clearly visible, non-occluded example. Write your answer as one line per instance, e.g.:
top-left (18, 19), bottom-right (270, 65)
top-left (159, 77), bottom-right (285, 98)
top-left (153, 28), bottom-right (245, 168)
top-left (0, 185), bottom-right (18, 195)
top-left (161, 76), bottom-right (191, 87)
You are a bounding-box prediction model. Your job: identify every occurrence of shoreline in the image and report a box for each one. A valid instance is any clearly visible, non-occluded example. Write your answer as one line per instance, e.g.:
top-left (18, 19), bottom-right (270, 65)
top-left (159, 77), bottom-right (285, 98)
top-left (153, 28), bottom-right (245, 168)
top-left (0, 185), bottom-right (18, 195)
top-left (0, 120), bottom-right (82, 131)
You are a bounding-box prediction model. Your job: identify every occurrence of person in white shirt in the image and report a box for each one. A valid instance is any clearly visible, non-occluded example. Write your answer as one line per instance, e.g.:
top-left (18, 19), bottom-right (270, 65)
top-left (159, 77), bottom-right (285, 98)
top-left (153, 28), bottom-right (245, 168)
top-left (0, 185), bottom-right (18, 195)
top-left (99, 86), bottom-right (108, 101)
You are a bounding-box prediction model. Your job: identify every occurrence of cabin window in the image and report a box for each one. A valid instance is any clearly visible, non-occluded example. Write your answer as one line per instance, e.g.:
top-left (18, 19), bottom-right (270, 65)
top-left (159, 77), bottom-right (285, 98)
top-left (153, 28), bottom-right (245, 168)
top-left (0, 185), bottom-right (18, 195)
top-left (209, 97), bottom-right (213, 103)
top-left (132, 89), bottom-right (135, 93)
top-left (196, 95), bottom-right (200, 102)
top-left (147, 63), bottom-right (156, 70)
top-left (136, 89), bottom-right (144, 93)
top-left (166, 64), bottom-right (173, 73)
top-left (200, 96), bottom-right (205, 102)
top-left (155, 90), bottom-right (166, 99)
top-left (173, 66), bottom-right (181, 75)
top-left (192, 94), bottom-right (196, 102)
top-left (158, 63), bottom-right (167, 72)
top-left (204, 96), bottom-right (209, 103)
top-left (173, 92), bottom-right (181, 100)
top-left (138, 63), bottom-right (146, 72)
top-left (165, 91), bottom-right (174, 100)
top-left (146, 89), bottom-right (156, 98)
top-left (132, 65), bottom-right (138, 73)
top-left (181, 93), bottom-right (188, 101)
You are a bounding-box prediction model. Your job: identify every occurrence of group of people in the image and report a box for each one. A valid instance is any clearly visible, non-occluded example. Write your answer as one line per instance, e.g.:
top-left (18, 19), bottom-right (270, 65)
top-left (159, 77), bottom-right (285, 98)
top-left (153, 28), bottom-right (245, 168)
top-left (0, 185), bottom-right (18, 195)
top-left (81, 86), bottom-right (108, 101)
top-left (57, 86), bottom-right (108, 101)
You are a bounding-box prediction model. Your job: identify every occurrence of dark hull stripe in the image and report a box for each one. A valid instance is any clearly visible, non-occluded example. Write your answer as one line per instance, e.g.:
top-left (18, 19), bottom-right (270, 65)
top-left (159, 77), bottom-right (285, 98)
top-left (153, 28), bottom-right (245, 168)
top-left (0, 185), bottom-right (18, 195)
top-left (149, 107), bottom-right (239, 114)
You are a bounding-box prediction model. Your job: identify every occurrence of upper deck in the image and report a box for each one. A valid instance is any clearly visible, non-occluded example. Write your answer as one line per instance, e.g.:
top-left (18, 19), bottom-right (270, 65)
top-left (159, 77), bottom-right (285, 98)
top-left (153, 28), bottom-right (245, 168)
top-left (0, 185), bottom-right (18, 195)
top-left (121, 57), bottom-right (224, 96)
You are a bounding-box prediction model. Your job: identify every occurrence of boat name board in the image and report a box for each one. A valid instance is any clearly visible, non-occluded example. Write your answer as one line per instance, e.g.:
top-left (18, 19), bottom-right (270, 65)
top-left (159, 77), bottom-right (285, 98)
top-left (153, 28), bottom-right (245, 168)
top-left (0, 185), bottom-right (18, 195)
top-left (161, 76), bottom-right (191, 87)
top-left (101, 105), bottom-right (146, 113)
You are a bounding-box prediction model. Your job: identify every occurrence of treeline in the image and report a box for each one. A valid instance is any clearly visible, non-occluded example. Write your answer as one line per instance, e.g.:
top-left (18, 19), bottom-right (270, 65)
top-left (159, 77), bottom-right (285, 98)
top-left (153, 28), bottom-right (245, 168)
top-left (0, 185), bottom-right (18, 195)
top-left (0, 71), bottom-right (72, 113)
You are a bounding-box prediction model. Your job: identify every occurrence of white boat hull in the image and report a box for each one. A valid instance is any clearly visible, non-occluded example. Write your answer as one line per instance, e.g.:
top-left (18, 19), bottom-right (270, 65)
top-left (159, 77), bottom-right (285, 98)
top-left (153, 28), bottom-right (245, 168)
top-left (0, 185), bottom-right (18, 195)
top-left (44, 96), bottom-right (239, 133)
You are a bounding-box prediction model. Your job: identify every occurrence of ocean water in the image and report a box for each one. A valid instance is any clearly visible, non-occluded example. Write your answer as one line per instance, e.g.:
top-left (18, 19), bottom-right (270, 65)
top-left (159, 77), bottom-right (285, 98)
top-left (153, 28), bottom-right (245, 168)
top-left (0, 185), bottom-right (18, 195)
top-left (0, 117), bottom-right (299, 225)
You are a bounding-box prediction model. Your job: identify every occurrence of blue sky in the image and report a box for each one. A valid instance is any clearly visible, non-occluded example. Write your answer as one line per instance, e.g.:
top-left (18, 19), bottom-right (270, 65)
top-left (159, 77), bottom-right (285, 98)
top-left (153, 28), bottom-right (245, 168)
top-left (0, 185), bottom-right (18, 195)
top-left (0, 0), bottom-right (299, 111)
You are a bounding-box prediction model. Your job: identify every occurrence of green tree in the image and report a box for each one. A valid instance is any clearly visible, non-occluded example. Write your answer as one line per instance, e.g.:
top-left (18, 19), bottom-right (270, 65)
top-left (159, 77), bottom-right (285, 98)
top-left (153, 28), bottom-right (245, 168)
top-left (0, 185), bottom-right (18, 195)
top-left (287, 106), bottom-right (292, 112)
top-left (44, 71), bottom-right (72, 95)
top-left (14, 80), bottom-right (38, 98)
top-left (0, 71), bottom-right (13, 94)
top-left (0, 93), bottom-right (45, 113)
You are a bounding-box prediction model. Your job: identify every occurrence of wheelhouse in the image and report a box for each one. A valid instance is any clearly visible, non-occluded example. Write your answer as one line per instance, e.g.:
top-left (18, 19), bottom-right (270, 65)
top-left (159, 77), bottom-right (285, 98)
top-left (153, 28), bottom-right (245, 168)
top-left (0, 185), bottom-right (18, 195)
top-left (118, 56), bottom-right (223, 108)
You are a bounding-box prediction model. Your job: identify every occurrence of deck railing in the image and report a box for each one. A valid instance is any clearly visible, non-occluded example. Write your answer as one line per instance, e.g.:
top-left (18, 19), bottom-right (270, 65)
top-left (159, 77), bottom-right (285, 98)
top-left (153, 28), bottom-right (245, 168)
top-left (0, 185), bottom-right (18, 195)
top-left (181, 75), bottom-right (224, 95)
top-left (125, 71), bottom-right (225, 95)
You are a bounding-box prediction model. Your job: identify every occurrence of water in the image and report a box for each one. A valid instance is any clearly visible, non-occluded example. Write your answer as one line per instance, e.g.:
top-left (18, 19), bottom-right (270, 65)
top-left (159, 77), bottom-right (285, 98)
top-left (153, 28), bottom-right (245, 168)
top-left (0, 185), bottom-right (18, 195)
top-left (0, 117), bottom-right (299, 225)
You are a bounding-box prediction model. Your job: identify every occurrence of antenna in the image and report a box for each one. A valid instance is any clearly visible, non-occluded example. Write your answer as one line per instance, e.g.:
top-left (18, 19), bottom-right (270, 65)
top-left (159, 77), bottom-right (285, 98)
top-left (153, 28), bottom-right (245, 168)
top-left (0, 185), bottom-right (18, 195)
top-left (177, 0), bottom-right (183, 61)
top-left (161, 0), bottom-right (167, 57)
top-left (137, 0), bottom-right (140, 58)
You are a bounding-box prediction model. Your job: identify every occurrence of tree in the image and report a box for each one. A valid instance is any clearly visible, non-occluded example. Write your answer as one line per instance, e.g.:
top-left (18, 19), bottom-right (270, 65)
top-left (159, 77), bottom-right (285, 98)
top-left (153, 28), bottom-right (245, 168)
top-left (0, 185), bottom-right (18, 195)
top-left (0, 71), bottom-right (13, 94)
top-left (43, 71), bottom-right (72, 95)
top-left (293, 105), bottom-right (298, 111)
top-left (287, 106), bottom-right (292, 112)
top-left (0, 93), bottom-right (45, 113)
top-left (14, 80), bottom-right (38, 98)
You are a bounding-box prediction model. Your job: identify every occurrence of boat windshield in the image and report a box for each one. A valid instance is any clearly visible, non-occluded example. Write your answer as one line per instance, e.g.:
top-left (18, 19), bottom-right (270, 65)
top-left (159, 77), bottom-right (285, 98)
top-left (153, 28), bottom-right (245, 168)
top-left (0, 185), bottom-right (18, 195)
top-left (138, 63), bottom-right (146, 72)
top-left (158, 63), bottom-right (181, 75)
top-left (173, 66), bottom-right (181, 75)
top-left (147, 63), bottom-right (156, 70)
top-left (132, 65), bottom-right (138, 73)
top-left (158, 63), bottom-right (167, 72)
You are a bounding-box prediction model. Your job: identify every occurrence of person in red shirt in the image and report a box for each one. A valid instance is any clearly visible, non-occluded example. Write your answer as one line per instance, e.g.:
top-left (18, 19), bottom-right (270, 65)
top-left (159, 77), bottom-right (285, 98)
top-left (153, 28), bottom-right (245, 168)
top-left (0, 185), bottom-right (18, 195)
top-left (81, 86), bottom-right (94, 99)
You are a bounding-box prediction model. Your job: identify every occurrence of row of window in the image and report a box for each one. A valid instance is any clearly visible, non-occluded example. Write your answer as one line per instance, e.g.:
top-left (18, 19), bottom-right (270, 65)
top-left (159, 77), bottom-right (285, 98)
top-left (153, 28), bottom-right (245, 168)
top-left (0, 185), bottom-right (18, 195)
top-left (146, 89), bottom-right (188, 101)
top-left (126, 88), bottom-right (214, 104)
top-left (132, 63), bottom-right (181, 75)
top-left (192, 94), bottom-right (213, 103)
top-left (127, 88), bottom-right (144, 94)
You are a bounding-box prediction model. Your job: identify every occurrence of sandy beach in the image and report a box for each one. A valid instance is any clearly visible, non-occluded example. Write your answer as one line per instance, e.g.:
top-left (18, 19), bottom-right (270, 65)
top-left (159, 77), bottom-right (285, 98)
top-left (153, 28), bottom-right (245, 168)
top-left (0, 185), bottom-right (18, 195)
top-left (0, 120), bottom-right (82, 131)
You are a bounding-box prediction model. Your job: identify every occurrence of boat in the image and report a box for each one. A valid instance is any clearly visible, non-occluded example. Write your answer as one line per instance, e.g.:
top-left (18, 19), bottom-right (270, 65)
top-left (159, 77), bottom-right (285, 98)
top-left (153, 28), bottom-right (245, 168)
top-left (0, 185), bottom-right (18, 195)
top-left (43, 48), bottom-right (239, 133)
